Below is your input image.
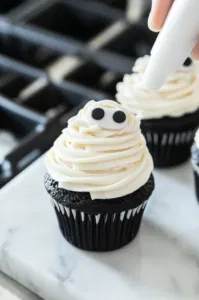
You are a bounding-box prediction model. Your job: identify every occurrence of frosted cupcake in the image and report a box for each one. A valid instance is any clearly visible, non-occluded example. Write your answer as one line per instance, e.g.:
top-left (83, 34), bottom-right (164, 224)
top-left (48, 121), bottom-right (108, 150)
top-left (45, 100), bottom-right (154, 251)
top-left (116, 55), bottom-right (199, 167)
top-left (191, 130), bottom-right (199, 202)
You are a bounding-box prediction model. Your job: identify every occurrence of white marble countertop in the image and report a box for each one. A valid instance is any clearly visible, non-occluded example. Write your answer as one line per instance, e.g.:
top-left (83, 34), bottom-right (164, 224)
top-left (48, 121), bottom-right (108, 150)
top-left (0, 156), bottom-right (199, 300)
top-left (0, 272), bottom-right (40, 300)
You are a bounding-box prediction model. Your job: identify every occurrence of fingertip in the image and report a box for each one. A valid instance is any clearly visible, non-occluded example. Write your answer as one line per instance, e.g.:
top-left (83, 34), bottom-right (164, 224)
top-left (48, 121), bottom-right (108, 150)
top-left (148, 13), bottom-right (161, 32)
top-left (148, 0), bottom-right (174, 33)
top-left (192, 42), bottom-right (199, 61)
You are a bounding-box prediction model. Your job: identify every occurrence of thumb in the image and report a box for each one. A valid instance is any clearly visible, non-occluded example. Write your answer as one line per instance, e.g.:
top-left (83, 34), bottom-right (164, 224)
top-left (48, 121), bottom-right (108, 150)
top-left (192, 41), bottom-right (199, 60)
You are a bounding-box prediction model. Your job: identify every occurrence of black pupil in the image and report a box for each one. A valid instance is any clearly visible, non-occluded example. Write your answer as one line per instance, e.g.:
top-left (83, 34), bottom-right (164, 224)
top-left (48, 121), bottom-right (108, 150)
top-left (183, 57), bottom-right (192, 67)
top-left (92, 108), bottom-right (104, 120)
top-left (113, 111), bottom-right (126, 123)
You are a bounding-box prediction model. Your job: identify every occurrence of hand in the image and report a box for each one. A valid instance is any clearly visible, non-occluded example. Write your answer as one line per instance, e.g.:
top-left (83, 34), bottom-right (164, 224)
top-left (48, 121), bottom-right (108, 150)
top-left (148, 0), bottom-right (199, 60)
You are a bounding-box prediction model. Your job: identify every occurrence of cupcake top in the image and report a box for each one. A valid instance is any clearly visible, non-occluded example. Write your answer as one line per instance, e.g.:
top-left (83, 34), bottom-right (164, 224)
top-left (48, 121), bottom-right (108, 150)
top-left (45, 100), bottom-right (153, 200)
top-left (116, 55), bottom-right (199, 119)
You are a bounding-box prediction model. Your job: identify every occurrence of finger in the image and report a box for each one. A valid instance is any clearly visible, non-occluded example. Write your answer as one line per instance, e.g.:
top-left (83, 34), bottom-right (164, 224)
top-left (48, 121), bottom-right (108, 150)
top-left (148, 0), bottom-right (174, 32)
top-left (192, 41), bottom-right (199, 60)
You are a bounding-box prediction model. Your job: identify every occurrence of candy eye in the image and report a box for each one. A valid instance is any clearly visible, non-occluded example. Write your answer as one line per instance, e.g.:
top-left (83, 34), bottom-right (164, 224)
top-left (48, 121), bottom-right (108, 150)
top-left (113, 111), bottom-right (126, 124)
top-left (91, 108), bottom-right (105, 120)
top-left (88, 106), bottom-right (128, 130)
top-left (183, 57), bottom-right (192, 67)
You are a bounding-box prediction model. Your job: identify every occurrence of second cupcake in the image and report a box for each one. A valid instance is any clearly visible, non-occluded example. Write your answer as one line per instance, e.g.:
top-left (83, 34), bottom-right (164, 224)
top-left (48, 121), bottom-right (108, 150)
top-left (116, 55), bottom-right (199, 167)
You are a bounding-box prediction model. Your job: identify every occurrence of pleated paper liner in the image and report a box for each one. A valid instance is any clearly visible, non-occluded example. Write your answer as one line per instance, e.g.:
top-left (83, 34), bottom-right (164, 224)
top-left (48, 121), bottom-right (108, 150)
top-left (141, 109), bottom-right (199, 168)
top-left (142, 129), bottom-right (196, 167)
top-left (50, 198), bottom-right (148, 251)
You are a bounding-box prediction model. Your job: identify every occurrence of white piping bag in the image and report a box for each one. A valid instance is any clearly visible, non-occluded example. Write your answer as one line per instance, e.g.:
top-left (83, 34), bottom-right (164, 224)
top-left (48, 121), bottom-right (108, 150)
top-left (142, 0), bottom-right (199, 90)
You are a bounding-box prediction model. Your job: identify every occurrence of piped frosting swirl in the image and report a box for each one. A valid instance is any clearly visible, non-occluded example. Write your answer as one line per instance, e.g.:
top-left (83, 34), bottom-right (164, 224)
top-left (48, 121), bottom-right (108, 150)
top-left (116, 55), bottom-right (199, 119)
top-left (45, 100), bottom-right (153, 200)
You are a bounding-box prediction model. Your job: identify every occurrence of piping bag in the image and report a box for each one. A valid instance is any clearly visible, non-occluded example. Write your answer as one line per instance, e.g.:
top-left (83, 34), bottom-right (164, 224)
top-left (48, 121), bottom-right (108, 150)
top-left (142, 0), bottom-right (199, 90)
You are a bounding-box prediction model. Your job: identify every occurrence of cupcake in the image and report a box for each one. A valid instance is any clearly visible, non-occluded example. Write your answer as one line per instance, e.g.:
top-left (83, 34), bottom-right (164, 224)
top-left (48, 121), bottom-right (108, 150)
top-left (44, 100), bottom-right (154, 251)
top-left (191, 130), bottom-right (199, 202)
top-left (116, 55), bottom-right (199, 167)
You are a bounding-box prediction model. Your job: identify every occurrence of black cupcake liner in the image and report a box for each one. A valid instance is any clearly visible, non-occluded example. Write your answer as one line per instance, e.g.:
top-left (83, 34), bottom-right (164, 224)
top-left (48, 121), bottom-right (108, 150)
top-left (50, 198), bottom-right (148, 251)
top-left (142, 129), bottom-right (196, 167)
top-left (141, 109), bottom-right (199, 168)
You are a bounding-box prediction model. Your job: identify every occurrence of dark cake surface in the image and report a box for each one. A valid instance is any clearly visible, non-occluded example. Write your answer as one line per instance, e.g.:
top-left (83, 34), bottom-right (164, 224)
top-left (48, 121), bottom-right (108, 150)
top-left (44, 173), bottom-right (155, 213)
top-left (141, 108), bottom-right (199, 132)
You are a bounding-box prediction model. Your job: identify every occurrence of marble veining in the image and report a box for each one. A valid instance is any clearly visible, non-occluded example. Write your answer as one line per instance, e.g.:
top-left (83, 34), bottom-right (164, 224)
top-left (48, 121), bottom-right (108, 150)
top-left (0, 157), bottom-right (199, 300)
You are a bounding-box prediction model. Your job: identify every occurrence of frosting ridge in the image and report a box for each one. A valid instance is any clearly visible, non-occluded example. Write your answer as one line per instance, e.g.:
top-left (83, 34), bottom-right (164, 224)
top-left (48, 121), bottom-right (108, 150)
top-left (116, 55), bottom-right (199, 119)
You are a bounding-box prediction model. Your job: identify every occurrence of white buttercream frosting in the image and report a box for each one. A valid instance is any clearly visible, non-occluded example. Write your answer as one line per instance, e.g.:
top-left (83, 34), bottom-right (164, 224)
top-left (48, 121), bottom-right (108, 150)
top-left (116, 55), bottom-right (199, 119)
top-left (45, 100), bottom-right (153, 200)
